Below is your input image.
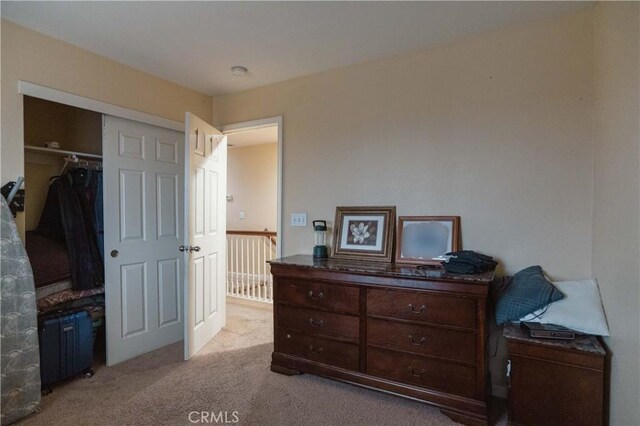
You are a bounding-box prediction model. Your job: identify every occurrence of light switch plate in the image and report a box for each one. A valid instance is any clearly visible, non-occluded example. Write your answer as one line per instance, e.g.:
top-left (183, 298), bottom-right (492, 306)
top-left (239, 211), bottom-right (245, 219)
top-left (291, 213), bottom-right (307, 227)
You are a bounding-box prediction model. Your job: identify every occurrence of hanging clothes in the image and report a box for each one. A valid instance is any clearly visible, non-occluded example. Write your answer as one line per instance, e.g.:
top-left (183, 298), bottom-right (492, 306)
top-left (0, 195), bottom-right (41, 424)
top-left (92, 171), bottom-right (104, 261)
top-left (67, 168), bottom-right (103, 250)
top-left (54, 176), bottom-right (97, 290)
top-left (34, 177), bottom-right (65, 243)
top-left (33, 165), bottom-right (104, 291)
top-left (68, 169), bottom-right (104, 285)
top-left (35, 173), bottom-right (103, 290)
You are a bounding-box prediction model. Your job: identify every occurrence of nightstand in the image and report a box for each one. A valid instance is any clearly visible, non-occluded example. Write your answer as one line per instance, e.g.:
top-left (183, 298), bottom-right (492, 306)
top-left (503, 324), bottom-right (606, 426)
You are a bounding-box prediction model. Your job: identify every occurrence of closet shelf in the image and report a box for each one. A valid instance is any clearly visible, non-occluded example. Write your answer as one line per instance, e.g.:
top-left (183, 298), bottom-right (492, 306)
top-left (25, 145), bottom-right (102, 159)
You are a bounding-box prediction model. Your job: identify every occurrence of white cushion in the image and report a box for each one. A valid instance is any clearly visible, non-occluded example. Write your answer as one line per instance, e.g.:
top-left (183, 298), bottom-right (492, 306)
top-left (519, 279), bottom-right (610, 336)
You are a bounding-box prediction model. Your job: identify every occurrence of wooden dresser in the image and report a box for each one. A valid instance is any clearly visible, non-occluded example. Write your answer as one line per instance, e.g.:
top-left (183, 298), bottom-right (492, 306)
top-left (269, 255), bottom-right (495, 425)
top-left (503, 324), bottom-right (607, 426)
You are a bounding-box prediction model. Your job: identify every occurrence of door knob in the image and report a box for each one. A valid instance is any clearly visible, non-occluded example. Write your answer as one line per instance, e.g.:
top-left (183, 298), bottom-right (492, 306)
top-left (110, 250), bottom-right (119, 258)
top-left (189, 245), bottom-right (201, 253)
top-left (179, 245), bottom-right (188, 252)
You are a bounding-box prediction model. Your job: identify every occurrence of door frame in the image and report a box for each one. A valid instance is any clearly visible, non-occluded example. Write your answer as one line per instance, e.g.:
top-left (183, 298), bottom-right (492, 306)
top-left (221, 116), bottom-right (283, 259)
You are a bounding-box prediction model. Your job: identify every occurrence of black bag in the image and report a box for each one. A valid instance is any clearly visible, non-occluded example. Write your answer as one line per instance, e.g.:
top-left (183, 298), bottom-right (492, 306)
top-left (441, 250), bottom-right (497, 274)
top-left (38, 310), bottom-right (94, 394)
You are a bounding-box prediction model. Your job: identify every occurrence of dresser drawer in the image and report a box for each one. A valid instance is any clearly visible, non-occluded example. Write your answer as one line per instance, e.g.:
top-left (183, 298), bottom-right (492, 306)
top-left (278, 305), bottom-right (360, 343)
top-left (367, 288), bottom-right (476, 329)
top-left (277, 329), bottom-right (359, 371)
top-left (367, 347), bottom-right (476, 398)
top-left (367, 318), bottom-right (475, 364)
top-left (276, 279), bottom-right (359, 314)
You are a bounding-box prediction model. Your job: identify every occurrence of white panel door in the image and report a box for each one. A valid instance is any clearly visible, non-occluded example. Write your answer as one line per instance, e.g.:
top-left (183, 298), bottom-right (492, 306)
top-left (104, 115), bottom-right (184, 365)
top-left (184, 112), bottom-right (227, 360)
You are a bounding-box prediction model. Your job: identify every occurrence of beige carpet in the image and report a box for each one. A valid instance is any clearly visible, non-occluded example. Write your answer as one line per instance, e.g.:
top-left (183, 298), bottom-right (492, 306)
top-left (21, 298), bottom-right (506, 426)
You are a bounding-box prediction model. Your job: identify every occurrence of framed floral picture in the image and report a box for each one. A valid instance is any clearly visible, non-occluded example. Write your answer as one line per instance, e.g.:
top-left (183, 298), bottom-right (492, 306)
top-left (332, 206), bottom-right (396, 262)
top-left (396, 216), bottom-right (460, 265)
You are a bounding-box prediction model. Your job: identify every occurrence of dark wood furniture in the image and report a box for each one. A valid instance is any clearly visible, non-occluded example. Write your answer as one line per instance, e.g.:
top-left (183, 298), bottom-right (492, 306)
top-left (503, 324), bottom-right (606, 426)
top-left (269, 255), bottom-right (495, 425)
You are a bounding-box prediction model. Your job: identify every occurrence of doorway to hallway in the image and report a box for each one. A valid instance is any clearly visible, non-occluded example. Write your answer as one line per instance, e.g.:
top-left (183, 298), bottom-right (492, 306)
top-left (222, 118), bottom-right (282, 303)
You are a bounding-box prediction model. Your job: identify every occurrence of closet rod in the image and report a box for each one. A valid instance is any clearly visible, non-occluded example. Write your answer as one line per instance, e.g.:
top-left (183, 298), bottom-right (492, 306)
top-left (60, 155), bottom-right (102, 174)
top-left (25, 145), bottom-right (102, 159)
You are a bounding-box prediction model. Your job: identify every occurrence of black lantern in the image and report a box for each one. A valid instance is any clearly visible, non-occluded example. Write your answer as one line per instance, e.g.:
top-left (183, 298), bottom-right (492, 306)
top-left (313, 220), bottom-right (328, 259)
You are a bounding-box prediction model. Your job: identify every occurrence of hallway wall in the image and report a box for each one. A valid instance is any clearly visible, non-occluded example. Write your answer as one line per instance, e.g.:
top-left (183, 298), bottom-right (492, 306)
top-left (227, 143), bottom-right (278, 232)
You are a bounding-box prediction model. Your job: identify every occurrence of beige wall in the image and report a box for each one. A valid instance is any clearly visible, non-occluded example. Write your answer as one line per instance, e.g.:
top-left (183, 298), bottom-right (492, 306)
top-left (1, 19), bottom-right (212, 231)
top-left (227, 143), bottom-right (278, 232)
top-left (212, 8), bottom-right (598, 397)
top-left (213, 9), bottom-right (595, 280)
top-left (592, 3), bottom-right (640, 425)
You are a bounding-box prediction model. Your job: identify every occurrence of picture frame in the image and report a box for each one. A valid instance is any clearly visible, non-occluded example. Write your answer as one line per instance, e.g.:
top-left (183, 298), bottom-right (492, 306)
top-left (331, 206), bottom-right (396, 262)
top-left (396, 216), bottom-right (460, 265)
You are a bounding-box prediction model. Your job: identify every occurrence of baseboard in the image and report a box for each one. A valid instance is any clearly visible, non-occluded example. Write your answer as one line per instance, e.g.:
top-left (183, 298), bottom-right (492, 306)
top-left (492, 385), bottom-right (508, 399)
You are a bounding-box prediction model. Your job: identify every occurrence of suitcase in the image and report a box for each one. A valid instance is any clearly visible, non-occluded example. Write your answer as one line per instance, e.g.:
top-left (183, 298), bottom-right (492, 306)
top-left (38, 309), bottom-right (94, 394)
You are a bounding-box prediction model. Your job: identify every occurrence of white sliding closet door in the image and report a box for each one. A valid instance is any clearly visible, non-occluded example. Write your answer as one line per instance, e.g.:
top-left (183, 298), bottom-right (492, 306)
top-left (103, 115), bottom-right (184, 365)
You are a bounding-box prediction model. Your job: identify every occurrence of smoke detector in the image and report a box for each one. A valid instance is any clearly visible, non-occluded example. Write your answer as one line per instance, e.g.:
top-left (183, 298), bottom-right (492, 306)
top-left (231, 66), bottom-right (248, 76)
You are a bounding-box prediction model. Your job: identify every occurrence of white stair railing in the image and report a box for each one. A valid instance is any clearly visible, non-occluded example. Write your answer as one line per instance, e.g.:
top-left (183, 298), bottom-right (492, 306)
top-left (226, 231), bottom-right (276, 303)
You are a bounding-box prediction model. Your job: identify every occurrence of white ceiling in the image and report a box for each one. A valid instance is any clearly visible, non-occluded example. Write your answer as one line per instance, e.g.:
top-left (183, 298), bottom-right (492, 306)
top-left (227, 126), bottom-right (277, 149)
top-left (1, 1), bottom-right (590, 96)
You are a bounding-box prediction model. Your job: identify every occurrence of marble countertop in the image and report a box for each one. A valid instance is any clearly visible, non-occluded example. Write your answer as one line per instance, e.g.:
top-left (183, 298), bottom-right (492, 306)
top-left (268, 255), bottom-right (495, 283)
top-left (503, 323), bottom-right (606, 355)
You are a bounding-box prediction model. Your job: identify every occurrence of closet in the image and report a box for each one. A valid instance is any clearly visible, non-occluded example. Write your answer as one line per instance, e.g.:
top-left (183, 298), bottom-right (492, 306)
top-left (19, 86), bottom-right (227, 385)
top-left (23, 96), bottom-right (106, 369)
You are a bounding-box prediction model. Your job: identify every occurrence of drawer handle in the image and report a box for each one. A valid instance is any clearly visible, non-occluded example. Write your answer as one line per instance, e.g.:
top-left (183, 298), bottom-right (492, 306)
top-left (308, 344), bottom-right (324, 354)
top-left (309, 318), bottom-right (324, 328)
top-left (408, 304), bottom-right (427, 314)
top-left (308, 290), bottom-right (324, 300)
top-left (408, 334), bottom-right (426, 346)
top-left (408, 366), bottom-right (426, 378)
